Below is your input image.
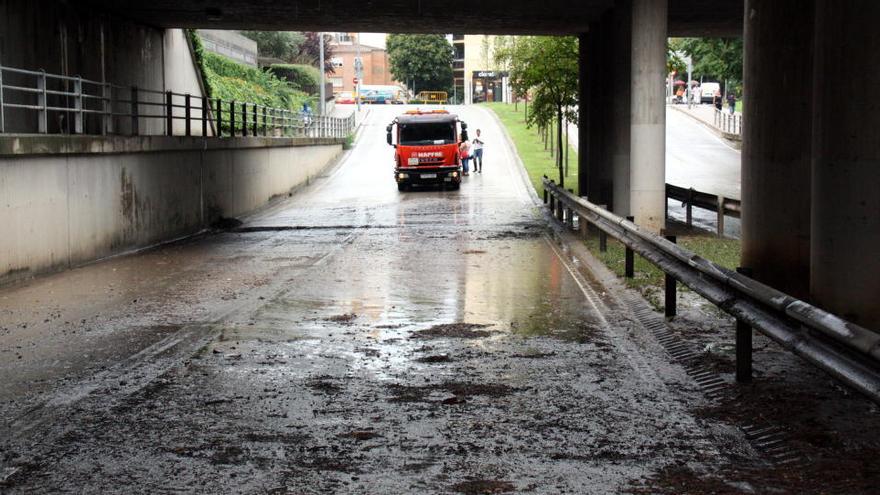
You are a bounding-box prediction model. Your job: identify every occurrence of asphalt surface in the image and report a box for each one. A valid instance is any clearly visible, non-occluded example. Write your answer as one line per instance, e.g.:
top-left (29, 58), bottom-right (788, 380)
top-left (0, 104), bottom-right (776, 493)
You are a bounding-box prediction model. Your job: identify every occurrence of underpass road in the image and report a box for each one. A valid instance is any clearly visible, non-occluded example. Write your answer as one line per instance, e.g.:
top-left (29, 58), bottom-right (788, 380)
top-left (1, 105), bottom-right (744, 493)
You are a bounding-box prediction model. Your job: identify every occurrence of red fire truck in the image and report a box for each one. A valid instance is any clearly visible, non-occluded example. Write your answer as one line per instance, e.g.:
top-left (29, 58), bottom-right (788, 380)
top-left (386, 109), bottom-right (468, 191)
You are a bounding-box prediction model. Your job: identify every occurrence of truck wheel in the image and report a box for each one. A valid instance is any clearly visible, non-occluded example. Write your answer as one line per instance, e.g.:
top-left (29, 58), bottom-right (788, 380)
top-left (397, 182), bottom-right (407, 192)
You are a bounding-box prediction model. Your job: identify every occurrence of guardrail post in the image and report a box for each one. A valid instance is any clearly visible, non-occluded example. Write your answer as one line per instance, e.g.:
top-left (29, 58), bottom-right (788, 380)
top-left (165, 91), bottom-right (173, 136)
top-left (556, 196), bottom-right (564, 222)
top-left (625, 216), bottom-right (635, 278)
top-left (0, 66), bottom-right (5, 133)
top-left (262, 107), bottom-right (267, 136)
top-left (252, 104), bottom-right (258, 136)
top-left (201, 96), bottom-right (208, 136)
top-left (598, 204), bottom-right (608, 251)
top-left (686, 188), bottom-right (694, 226)
top-left (229, 100), bottom-right (236, 136)
top-left (130, 86), bottom-right (139, 136)
top-left (73, 76), bottom-right (83, 134)
top-left (566, 189), bottom-right (575, 228)
top-left (716, 195), bottom-right (726, 236)
top-left (736, 266), bottom-right (754, 383)
top-left (184, 93), bottom-right (191, 137)
top-left (665, 235), bottom-right (677, 317)
top-left (38, 70), bottom-right (48, 133)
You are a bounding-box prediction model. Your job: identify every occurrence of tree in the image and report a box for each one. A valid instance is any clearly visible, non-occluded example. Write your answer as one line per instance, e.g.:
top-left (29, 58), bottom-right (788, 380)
top-left (241, 31), bottom-right (304, 62)
top-left (672, 37), bottom-right (743, 92)
top-left (497, 36), bottom-right (579, 187)
top-left (294, 33), bottom-right (336, 74)
top-left (386, 34), bottom-right (454, 94)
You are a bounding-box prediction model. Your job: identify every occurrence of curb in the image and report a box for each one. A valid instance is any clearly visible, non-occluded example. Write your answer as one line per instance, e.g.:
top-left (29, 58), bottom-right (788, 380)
top-left (670, 105), bottom-right (742, 146)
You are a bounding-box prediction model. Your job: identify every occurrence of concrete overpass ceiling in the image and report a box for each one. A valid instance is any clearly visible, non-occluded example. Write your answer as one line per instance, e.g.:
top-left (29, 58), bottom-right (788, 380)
top-left (83, 0), bottom-right (741, 36)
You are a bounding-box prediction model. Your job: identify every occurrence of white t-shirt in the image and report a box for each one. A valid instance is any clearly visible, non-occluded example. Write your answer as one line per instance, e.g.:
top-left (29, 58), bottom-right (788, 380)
top-left (472, 136), bottom-right (484, 150)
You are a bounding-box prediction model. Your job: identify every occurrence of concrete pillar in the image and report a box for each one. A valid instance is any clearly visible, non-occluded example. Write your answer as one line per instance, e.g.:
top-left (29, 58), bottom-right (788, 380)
top-left (610, 0), bottom-right (632, 217)
top-left (811, 0), bottom-right (880, 330)
top-left (629, 0), bottom-right (667, 233)
top-left (578, 32), bottom-right (589, 197)
top-left (586, 14), bottom-right (614, 207)
top-left (740, 0), bottom-right (813, 299)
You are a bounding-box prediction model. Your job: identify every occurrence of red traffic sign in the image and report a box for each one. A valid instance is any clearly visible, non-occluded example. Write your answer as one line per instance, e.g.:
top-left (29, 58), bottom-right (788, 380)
top-left (353, 78), bottom-right (359, 84)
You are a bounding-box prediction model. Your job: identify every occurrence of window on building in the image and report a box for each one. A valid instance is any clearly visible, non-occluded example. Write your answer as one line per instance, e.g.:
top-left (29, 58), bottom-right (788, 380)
top-left (330, 57), bottom-right (344, 68)
top-left (330, 77), bottom-right (344, 88)
top-left (335, 33), bottom-right (354, 43)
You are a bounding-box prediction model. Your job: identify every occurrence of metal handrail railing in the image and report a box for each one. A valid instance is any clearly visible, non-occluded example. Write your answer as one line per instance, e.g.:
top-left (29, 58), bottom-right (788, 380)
top-left (714, 108), bottom-right (742, 135)
top-left (543, 177), bottom-right (880, 404)
top-left (0, 63), bottom-right (356, 139)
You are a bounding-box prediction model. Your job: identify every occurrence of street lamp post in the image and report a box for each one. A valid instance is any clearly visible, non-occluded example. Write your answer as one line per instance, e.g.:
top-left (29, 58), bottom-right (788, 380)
top-left (319, 32), bottom-right (326, 115)
top-left (355, 34), bottom-right (363, 112)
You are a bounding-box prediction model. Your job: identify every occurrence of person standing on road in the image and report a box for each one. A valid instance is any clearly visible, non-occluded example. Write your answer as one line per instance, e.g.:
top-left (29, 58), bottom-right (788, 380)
top-left (726, 92), bottom-right (737, 115)
top-left (459, 138), bottom-right (471, 176)
top-left (690, 83), bottom-right (702, 109)
top-left (472, 129), bottom-right (484, 173)
top-left (713, 89), bottom-right (723, 111)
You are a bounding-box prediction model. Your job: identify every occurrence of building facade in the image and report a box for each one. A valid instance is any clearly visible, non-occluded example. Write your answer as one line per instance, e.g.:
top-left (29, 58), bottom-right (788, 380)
top-left (452, 34), bottom-right (510, 104)
top-left (328, 33), bottom-right (399, 94)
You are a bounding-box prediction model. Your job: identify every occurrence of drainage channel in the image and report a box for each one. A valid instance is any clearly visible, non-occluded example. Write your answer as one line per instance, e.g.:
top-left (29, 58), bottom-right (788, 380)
top-left (619, 290), bottom-right (806, 468)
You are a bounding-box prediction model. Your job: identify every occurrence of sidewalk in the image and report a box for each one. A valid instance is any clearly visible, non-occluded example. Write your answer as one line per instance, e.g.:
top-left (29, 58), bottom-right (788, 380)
top-left (671, 104), bottom-right (742, 142)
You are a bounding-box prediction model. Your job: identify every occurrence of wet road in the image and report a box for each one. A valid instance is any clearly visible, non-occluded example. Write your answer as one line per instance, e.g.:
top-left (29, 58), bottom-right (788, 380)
top-left (1, 105), bottom-right (738, 493)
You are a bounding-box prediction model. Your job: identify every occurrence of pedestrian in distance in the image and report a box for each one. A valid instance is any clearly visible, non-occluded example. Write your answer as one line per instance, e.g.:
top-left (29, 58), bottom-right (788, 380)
top-left (726, 91), bottom-right (736, 115)
top-left (459, 138), bottom-right (471, 176)
top-left (689, 83), bottom-right (702, 109)
top-left (472, 129), bottom-right (484, 173)
top-left (713, 89), bottom-right (723, 111)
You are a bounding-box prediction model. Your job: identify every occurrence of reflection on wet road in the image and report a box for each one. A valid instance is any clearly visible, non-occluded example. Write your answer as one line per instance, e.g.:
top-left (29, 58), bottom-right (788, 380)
top-left (0, 105), bottom-right (725, 493)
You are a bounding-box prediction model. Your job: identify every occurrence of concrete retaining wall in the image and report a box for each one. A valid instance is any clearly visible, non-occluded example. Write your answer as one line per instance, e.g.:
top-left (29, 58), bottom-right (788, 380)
top-left (0, 136), bottom-right (343, 285)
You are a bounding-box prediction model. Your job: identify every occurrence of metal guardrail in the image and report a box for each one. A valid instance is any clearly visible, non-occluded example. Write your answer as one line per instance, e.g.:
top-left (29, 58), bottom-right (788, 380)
top-left (543, 177), bottom-right (880, 404)
top-left (666, 184), bottom-right (740, 236)
top-left (714, 108), bottom-right (742, 136)
top-left (0, 64), bottom-right (355, 139)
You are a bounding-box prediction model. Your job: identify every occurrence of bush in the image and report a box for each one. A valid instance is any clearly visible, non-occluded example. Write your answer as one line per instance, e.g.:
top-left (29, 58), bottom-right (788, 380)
top-left (268, 64), bottom-right (321, 95)
top-left (187, 30), bottom-right (312, 113)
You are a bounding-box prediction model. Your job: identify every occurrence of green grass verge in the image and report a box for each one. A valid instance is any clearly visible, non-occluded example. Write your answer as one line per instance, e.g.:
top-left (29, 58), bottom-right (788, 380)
top-left (481, 102), bottom-right (579, 196)
top-left (586, 234), bottom-right (741, 308)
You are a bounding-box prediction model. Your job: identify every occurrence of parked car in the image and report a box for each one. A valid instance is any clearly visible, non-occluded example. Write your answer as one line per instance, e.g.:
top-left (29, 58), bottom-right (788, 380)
top-left (335, 91), bottom-right (356, 104)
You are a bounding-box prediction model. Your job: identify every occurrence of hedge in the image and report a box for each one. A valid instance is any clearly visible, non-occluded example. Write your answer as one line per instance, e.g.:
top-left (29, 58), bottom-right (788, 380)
top-left (268, 64), bottom-right (321, 96)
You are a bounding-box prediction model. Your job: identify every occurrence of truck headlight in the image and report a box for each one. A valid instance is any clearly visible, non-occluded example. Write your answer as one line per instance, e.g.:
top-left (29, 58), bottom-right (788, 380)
top-left (451, 171), bottom-right (459, 178)
top-left (398, 173), bottom-right (407, 179)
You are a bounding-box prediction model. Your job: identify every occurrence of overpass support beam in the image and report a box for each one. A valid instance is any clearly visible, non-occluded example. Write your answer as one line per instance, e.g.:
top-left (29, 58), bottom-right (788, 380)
top-left (578, 33), bottom-right (589, 198)
top-left (741, 0), bottom-right (813, 299)
top-left (585, 14), bottom-right (614, 207)
top-left (629, 0), bottom-right (667, 233)
top-left (610, 0), bottom-right (632, 217)
top-left (811, 1), bottom-right (880, 330)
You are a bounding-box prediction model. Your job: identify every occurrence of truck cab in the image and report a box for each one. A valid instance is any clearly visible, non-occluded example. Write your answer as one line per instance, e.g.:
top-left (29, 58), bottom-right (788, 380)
top-left (386, 109), bottom-right (467, 191)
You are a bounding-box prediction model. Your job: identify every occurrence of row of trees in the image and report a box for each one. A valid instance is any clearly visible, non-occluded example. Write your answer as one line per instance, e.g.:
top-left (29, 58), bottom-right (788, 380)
top-left (495, 36), bottom-right (579, 186)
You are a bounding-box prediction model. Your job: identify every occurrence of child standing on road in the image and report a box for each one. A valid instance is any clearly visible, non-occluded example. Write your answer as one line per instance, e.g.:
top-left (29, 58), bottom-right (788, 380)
top-left (472, 129), bottom-right (485, 173)
top-left (460, 139), bottom-right (471, 176)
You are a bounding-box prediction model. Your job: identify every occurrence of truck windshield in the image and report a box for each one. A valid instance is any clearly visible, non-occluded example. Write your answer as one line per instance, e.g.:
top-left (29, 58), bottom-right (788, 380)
top-left (399, 123), bottom-right (456, 145)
